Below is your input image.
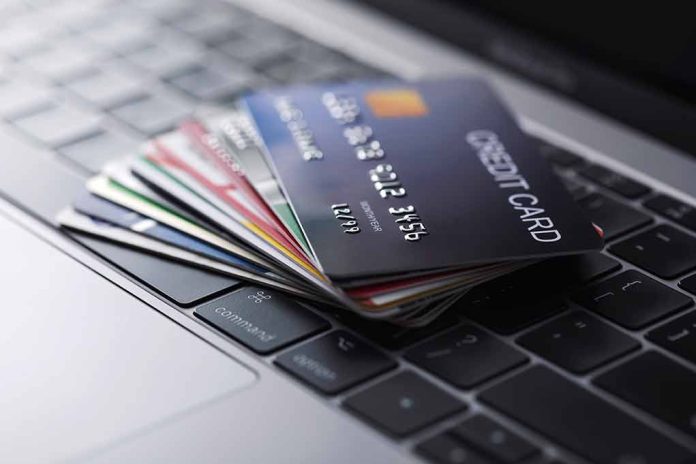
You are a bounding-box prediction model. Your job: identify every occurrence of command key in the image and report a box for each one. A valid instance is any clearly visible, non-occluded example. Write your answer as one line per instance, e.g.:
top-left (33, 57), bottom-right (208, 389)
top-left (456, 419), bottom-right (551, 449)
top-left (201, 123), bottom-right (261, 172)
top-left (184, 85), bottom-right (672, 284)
top-left (195, 287), bottom-right (330, 354)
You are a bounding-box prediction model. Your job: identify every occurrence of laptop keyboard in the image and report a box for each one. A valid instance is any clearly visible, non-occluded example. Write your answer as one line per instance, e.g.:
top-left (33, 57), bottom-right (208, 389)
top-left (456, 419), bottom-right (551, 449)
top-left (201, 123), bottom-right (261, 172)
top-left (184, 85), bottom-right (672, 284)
top-left (3, 0), bottom-right (696, 462)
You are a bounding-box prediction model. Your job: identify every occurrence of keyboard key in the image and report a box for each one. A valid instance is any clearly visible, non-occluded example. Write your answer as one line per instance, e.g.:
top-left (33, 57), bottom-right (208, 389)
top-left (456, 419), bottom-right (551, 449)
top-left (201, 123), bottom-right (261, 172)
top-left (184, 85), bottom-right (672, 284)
top-left (536, 140), bottom-right (583, 167)
top-left (344, 371), bottom-right (465, 437)
top-left (274, 330), bottom-right (396, 394)
top-left (59, 129), bottom-right (142, 173)
top-left (218, 34), bottom-right (296, 66)
top-left (573, 270), bottom-right (692, 329)
top-left (450, 415), bottom-right (539, 463)
top-left (13, 104), bottom-right (101, 147)
top-left (405, 325), bottom-right (527, 388)
top-left (595, 351), bottom-right (696, 439)
top-left (65, 65), bottom-right (146, 108)
top-left (580, 164), bottom-right (650, 199)
top-left (167, 64), bottom-right (253, 101)
top-left (123, 39), bottom-right (202, 76)
top-left (559, 176), bottom-right (590, 200)
top-left (259, 55), bottom-right (345, 83)
top-left (137, 0), bottom-right (195, 22)
top-left (74, 233), bottom-right (238, 306)
top-left (647, 311), bottom-right (696, 364)
top-left (40, 1), bottom-right (104, 30)
top-left (111, 94), bottom-right (191, 136)
top-left (416, 433), bottom-right (491, 464)
top-left (517, 311), bottom-right (639, 373)
top-left (240, 18), bottom-right (298, 44)
top-left (462, 296), bottom-right (565, 337)
top-left (20, 41), bottom-right (104, 81)
top-left (335, 61), bottom-right (389, 81)
top-left (335, 311), bottom-right (457, 350)
top-left (82, 17), bottom-right (155, 52)
top-left (645, 194), bottom-right (696, 232)
top-left (0, 123), bottom-right (86, 224)
top-left (195, 286), bottom-right (329, 354)
top-left (518, 459), bottom-right (564, 464)
top-left (172, 8), bottom-right (246, 45)
top-left (577, 193), bottom-right (652, 240)
top-left (0, 79), bottom-right (52, 119)
top-left (480, 366), bottom-right (693, 464)
top-left (610, 224), bottom-right (696, 279)
top-left (462, 253), bottom-right (619, 334)
top-left (0, 17), bottom-right (55, 57)
top-left (681, 274), bottom-right (696, 297)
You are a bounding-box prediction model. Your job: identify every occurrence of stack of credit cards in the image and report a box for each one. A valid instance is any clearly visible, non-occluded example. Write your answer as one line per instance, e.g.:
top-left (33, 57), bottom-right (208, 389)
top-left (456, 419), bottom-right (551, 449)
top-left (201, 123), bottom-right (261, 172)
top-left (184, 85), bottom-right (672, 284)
top-left (57, 77), bottom-right (603, 325)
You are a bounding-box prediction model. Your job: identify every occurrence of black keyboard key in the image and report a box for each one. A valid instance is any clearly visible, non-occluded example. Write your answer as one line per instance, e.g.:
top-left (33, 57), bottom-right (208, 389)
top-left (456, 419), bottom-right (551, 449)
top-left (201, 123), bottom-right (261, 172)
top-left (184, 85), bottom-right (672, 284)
top-left (537, 141), bottom-right (583, 167)
top-left (573, 270), bottom-right (692, 329)
top-left (518, 459), bottom-right (564, 464)
top-left (559, 176), bottom-right (590, 200)
top-left (462, 253), bottom-right (619, 334)
top-left (335, 311), bottom-right (457, 350)
top-left (450, 415), bottom-right (539, 463)
top-left (504, 253), bottom-right (618, 291)
top-left (480, 366), bottom-right (693, 464)
top-left (595, 351), bottom-right (696, 439)
top-left (74, 234), bottom-right (238, 306)
top-left (647, 311), bottom-right (696, 364)
top-left (195, 287), bottom-right (329, 354)
top-left (610, 224), bottom-right (696, 279)
top-left (517, 311), bottom-right (639, 373)
top-left (344, 371), bottom-right (465, 437)
top-left (577, 193), bottom-right (652, 240)
top-left (681, 274), bottom-right (696, 297)
top-left (645, 194), bottom-right (696, 233)
top-left (274, 330), bottom-right (396, 394)
top-left (580, 164), bottom-right (650, 199)
top-left (416, 434), bottom-right (492, 464)
top-left (405, 325), bottom-right (527, 389)
top-left (462, 296), bottom-right (565, 337)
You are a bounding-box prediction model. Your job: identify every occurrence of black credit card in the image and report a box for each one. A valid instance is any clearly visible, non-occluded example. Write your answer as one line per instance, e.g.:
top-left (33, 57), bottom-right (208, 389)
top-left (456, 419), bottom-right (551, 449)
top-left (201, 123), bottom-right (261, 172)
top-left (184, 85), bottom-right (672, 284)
top-left (242, 77), bottom-right (603, 279)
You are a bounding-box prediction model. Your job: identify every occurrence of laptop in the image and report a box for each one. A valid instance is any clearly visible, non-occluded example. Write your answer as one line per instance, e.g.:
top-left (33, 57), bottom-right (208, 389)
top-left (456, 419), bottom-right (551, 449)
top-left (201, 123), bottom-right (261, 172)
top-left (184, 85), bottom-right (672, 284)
top-left (2, 0), bottom-right (696, 463)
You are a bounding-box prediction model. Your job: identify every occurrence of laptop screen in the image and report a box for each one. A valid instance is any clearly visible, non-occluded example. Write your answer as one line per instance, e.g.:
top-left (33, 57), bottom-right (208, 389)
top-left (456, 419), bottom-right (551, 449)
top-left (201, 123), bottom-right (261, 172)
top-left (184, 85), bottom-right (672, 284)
top-left (357, 0), bottom-right (696, 156)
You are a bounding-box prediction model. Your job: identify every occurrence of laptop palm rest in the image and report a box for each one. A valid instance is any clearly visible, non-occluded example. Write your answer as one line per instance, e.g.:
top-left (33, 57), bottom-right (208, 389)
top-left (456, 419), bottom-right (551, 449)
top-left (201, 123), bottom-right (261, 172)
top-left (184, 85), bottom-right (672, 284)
top-left (0, 212), bottom-right (256, 464)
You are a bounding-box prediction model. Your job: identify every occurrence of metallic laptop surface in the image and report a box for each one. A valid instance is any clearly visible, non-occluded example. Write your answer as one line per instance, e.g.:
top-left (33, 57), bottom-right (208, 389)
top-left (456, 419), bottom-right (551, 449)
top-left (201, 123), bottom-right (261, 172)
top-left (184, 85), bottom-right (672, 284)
top-left (2, 1), bottom-right (696, 463)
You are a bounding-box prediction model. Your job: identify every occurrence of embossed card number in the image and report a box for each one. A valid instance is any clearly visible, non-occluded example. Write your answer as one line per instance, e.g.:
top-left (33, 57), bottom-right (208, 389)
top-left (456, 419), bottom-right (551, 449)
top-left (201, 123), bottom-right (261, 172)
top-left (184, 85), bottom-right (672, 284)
top-left (332, 203), bottom-right (361, 234)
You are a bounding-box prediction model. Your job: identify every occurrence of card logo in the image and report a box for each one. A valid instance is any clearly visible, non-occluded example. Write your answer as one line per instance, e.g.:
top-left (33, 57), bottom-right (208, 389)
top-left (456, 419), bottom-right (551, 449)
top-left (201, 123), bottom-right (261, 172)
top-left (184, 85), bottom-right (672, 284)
top-left (364, 89), bottom-right (428, 118)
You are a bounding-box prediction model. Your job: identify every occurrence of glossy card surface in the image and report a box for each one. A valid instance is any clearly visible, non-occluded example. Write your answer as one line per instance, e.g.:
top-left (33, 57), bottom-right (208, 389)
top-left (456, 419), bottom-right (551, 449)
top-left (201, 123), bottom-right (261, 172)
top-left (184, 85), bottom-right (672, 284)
top-left (243, 77), bottom-right (603, 279)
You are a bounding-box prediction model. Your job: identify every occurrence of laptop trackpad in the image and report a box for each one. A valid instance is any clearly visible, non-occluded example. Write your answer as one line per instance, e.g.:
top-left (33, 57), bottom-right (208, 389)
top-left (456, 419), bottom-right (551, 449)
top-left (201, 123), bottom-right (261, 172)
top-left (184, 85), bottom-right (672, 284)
top-left (0, 213), bottom-right (256, 464)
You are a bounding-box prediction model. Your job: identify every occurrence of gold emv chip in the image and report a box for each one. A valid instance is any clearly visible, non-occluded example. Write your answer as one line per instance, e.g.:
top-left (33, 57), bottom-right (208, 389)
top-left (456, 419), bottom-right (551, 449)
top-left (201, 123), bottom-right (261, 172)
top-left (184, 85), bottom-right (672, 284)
top-left (364, 89), bottom-right (429, 118)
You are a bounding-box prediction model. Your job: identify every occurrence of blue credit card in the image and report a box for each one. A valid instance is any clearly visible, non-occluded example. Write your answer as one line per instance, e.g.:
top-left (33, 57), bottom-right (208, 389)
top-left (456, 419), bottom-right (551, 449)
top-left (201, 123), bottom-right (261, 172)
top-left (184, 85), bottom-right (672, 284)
top-left (73, 192), bottom-right (269, 275)
top-left (242, 77), bottom-right (603, 279)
